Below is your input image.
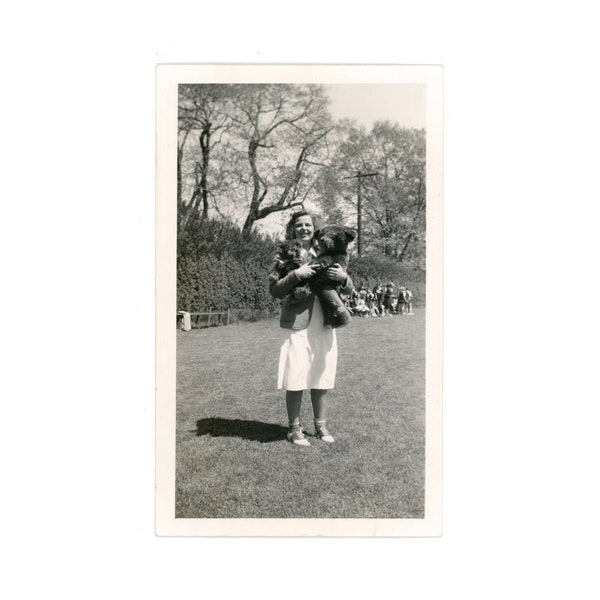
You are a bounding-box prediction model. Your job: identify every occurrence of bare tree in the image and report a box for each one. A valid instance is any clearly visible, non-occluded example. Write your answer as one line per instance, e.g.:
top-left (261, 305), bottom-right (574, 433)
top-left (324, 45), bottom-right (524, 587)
top-left (226, 85), bottom-right (333, 234)
top-left (177, 84), bottom-right (235, 231)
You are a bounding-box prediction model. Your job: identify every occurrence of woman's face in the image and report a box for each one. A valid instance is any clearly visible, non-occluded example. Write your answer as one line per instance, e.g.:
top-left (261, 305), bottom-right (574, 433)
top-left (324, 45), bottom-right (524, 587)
top-left (293, 215), bottom-right (314, 246)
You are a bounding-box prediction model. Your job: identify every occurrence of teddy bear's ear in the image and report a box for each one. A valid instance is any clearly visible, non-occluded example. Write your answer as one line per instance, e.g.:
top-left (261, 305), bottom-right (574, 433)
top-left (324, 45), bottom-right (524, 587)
top-left (344, 228), bottom-right (356, 241)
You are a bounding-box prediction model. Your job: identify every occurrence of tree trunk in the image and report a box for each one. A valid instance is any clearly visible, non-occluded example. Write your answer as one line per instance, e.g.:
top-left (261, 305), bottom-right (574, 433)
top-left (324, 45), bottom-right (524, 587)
top-left (242, 139), bottom-right (264, 234)
top-left (398, 232), bottom-right (414, 262)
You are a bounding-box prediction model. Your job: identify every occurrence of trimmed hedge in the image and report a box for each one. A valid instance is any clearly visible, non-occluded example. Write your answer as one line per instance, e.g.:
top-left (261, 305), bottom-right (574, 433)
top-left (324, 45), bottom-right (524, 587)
top-left (177, 218), bottom-right (279, 312)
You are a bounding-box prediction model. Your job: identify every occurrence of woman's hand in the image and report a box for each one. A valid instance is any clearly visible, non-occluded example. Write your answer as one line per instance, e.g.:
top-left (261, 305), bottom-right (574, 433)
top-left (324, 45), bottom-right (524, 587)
top-left (326, 263), bottom-right (347, 283)
top-left (295, 263), bottom-right (317, 280)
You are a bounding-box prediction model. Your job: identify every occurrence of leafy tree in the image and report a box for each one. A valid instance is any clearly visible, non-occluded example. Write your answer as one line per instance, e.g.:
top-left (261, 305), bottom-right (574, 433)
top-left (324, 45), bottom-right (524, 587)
top-left (316, 121), bottom-right (425, 267)
top-left (314, 120), bottom-right (369, 221)
top-left (364, 123), bottom-right (425, 263)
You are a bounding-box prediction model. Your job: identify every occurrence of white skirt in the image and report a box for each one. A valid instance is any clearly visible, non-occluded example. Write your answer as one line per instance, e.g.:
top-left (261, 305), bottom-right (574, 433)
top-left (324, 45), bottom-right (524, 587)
top-left (277, 296), bottom-right (338, 391)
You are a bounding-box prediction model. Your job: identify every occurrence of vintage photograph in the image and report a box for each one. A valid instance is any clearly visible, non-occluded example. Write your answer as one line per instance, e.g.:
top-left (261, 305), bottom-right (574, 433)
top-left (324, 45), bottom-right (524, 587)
top-left (156, 65), bottom-right (443, 536)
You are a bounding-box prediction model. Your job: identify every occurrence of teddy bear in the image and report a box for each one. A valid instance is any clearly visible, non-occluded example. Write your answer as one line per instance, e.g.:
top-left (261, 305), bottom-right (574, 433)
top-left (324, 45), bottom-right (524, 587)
top-left (273, 239), bottom-right (305, 276)
top-left (309, 225), bottom-right (356, 328)
top-left (272, 239), bottom-right (314, 302)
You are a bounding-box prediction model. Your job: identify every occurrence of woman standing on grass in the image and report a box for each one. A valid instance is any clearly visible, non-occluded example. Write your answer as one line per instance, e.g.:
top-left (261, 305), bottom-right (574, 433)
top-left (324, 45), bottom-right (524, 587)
top-left (269, 211), bottom-right (354, 447)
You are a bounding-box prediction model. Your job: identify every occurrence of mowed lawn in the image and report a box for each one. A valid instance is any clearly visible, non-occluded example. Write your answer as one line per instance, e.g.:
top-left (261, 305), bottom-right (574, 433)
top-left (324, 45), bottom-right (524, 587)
top-left (176, 308), bottom-right (425, 519)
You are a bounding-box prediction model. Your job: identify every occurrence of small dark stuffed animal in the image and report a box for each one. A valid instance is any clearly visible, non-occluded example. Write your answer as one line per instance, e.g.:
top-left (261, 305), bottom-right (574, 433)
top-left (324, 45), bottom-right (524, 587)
top-left (310, 225), bottom-right (356, 328)
top-left (273, 239), bottom-right (320, 302)
top-left (274, 239), bottom-right (304, 277)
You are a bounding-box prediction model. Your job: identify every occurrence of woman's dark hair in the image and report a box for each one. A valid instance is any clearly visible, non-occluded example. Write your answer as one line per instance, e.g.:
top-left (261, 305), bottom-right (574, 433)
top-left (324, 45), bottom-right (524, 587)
top-left (284, 210), bottom-right (321, 243)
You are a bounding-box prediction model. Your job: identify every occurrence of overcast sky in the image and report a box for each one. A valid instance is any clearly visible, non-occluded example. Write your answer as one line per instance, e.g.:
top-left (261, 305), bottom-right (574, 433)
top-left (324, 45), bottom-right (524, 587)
top-left (324, 84), bottom-right (426, 130)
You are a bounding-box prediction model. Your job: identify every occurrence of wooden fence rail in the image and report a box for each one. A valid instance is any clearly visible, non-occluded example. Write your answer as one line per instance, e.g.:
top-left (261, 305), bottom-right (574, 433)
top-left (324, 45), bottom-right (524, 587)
top-left (177, 308), bottom-right (231, 330)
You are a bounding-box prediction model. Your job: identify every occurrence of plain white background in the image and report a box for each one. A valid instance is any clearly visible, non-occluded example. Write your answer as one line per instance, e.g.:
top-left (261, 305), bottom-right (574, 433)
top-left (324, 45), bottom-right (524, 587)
top-left (1, 2), bottom-right (599, 598)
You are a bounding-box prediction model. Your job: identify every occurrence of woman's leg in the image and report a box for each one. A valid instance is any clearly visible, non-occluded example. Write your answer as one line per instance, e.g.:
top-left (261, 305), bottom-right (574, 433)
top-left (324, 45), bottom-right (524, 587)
top-left (310, 388), bottom-right (327, 420)
top-left (286, 390), bottom-right (310, 446)
top-left (311, 389), bottom-right (334, 443)
top-left (286, 390), bottom-right (303, 426)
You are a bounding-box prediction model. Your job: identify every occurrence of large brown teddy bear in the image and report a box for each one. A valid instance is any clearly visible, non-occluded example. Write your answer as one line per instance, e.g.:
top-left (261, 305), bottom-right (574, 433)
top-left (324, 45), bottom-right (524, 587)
top-left (309, 225), bottom-right (355, 328)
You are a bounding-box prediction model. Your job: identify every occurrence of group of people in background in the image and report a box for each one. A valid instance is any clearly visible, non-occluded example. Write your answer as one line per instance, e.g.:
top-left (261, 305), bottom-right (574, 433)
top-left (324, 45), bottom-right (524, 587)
top-left (341, 282), bottom-right (414, 318)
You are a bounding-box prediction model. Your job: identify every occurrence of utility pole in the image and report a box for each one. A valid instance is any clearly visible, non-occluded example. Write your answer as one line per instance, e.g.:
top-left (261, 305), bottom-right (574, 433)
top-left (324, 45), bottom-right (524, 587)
top-left (348, 170), bottom-right (377, 256)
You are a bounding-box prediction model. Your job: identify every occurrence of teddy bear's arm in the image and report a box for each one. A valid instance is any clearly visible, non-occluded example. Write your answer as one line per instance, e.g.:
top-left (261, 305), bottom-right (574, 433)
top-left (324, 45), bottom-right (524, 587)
top-left (339, 272), bottom-right (354, 293)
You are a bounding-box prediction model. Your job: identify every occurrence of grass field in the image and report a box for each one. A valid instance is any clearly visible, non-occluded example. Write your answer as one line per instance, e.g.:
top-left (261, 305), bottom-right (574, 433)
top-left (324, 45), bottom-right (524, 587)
top-left (175, 308), bottom-right (425, 519)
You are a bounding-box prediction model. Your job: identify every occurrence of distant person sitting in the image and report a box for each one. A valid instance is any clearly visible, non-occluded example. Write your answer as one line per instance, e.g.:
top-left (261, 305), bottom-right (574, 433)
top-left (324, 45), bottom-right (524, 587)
top-left (354, 297), bottom-right (370, 317)
top-left (340, 290), bottom-right (350, 308)
top-left (366, 290), bottom-right (379, 317)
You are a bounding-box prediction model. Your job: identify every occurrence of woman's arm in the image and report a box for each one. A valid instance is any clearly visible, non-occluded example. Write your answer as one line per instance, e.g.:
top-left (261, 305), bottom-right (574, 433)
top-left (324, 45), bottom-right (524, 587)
top-left (325, 263), bottom-right (354, 293)
top-left (269, 263), bottom-right (316, 299)
top-left (269, 270), bottom-right (301, 299)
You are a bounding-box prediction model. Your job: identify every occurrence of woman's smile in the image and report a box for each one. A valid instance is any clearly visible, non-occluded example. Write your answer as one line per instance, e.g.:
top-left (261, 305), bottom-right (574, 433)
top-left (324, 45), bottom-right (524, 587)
top-left (293, 215), bottom-right (314, 247)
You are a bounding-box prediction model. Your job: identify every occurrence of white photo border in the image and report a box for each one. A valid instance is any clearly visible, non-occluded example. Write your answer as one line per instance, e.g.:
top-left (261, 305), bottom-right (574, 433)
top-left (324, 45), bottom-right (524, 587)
top-left (156, 64), bottom-right (443, 536)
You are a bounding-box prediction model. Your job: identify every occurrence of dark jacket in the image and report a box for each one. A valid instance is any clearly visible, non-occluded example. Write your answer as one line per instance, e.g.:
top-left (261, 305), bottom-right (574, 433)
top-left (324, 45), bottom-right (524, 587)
top-left (269, 252), bottom-right (354, 330)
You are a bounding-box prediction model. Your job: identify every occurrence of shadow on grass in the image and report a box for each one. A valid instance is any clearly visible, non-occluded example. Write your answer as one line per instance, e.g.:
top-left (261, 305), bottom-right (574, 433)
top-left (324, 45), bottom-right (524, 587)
top-left (194, 418), bottom-right (288, 443)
